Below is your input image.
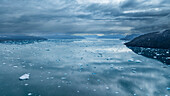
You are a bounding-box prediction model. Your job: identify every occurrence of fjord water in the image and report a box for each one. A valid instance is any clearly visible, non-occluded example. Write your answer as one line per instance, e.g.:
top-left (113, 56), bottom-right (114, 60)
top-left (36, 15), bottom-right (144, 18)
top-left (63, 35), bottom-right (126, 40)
top-left (0, 39), bottom-right (170, 96)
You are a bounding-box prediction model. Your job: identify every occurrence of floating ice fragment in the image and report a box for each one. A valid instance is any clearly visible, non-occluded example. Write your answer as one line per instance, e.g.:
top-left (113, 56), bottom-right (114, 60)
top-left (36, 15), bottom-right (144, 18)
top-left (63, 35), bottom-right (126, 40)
top-left (61, 77), bottom-right (66, 80)
top-left (77, 91), bottom-right (80, 93)
top-left (28, 93), bottom-right (32, 96)
top-left (58, 86), bottom-right (61, 88)
top-left (167, 87), bottom-right (170, 90)
top-left (128, 59), bottom-right (134, 62)
top-left (25, 84), bottom-right (29, 86)
top-left (93, 89), bottom-right (96, 92)
top-left (166, 57), bottom-right (170, 60)
top-left (13, 66), bottom-right (18, 68)
top-left (80, 66), bottom-right (84, 70)
top-left (64, 73), bottom-right (68, 75)
top-left (106, 87), bottom-right (109, 90)
top-left (132, 71), bottom-right (136, 73)
top-left (135, 60), bottom-right (142, 63)
top-left (131, 68), bottom-right (136, 70)
top-left (19, 73), bottom-right (30, 80)
top-left (115, 91), bottom-right (119, 94)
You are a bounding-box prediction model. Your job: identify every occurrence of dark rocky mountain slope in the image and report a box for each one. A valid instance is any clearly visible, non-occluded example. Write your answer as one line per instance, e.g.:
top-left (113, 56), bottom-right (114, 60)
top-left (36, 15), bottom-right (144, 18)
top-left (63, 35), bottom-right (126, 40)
top-left (125, 29), bottom-right (170, 49)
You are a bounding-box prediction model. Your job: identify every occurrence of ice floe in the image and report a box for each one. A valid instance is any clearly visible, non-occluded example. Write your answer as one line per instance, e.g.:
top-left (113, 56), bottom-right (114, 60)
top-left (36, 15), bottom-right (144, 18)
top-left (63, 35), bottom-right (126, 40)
top-left (19, 73), bottom-right (30, 80)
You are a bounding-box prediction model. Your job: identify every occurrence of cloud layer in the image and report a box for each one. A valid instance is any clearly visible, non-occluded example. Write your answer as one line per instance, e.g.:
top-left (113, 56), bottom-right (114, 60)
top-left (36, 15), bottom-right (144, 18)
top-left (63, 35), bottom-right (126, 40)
top-left (0, 0), bottom-right (170, 35)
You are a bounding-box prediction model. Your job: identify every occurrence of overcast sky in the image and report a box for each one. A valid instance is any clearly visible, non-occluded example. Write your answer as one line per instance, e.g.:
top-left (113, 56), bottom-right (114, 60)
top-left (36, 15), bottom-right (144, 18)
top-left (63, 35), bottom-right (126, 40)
top-left (0, 0), bottom-right (170, 36)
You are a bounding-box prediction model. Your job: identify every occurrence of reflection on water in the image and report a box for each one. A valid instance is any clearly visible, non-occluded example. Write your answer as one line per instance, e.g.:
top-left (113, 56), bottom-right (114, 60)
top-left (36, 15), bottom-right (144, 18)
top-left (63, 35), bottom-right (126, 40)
top-left (0, 39), bottom-right (170, 96)
top-left (127, 47), bottom-right (170, 65)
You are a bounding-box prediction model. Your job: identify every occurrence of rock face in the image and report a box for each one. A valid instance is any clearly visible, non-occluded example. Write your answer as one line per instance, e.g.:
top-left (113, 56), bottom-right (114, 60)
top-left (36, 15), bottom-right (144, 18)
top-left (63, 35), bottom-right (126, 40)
top-left (125, 29), bottom-right (170, 49)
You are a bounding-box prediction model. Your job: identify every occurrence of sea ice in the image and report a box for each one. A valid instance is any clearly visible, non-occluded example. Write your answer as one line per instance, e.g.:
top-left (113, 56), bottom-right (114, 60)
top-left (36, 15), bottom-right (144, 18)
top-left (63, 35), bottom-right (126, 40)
top-left (25, 84), bottom-right (29, 86)
top-left (166, 57), bottom-right (170, 60)
top-left (28, 93), bottom-right (32, 96)
top-left (61, 77), bottom-right (66, 80)
top-left (128, 59), bottom-right (134, 62)
top-left (167, 87), bottom-right (170, 90)
top-left (106, 87), bottom-right (109, 90)
top-left (135, 60), bottom-right (142, 63)
top-left (19, 73), bottom-right (30, 80)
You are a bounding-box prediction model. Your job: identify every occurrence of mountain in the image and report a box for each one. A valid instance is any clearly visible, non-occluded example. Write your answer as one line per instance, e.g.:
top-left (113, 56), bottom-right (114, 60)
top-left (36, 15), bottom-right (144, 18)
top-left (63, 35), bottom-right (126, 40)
top-left (120, 34), bottom-right (141, 41)
top-left (133, 14), bottom-right (170, 33)
top-left (0, 35), bottom-right (47, 44)
top-left (125, 29), bottom-right (170, 49)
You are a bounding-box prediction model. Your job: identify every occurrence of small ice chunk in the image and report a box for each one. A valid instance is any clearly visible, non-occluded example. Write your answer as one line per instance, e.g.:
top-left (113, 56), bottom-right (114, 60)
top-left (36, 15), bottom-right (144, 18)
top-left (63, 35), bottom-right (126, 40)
top-left (115, 91), bottom-right (119, 94)
top-left (64, 73), bottom-right (68, 75)
top-left (128, 59), bottom-right (134, 62)
top-left (87, 78), bottom-right (90, 81)
top-left (28, 93), bottom-right (32, 96)
top-left (93, 89), bottom-right (96, 92)
top-left (61, 77), bottom-right (66, 80)
top-left (13, 66), bottom-right (18, 68)
top-left (25, 84), bottom-right (29, 86)
top-left (132, 71), bottom-right (136, 73)
top-left (19, 73), bottom-right (30, 80)
top-left (167, 87), bottom-right (170, 90)
top-left (166, 57), bottom-right (170, 60)
top-left (106, 87), bottom-right (109, 90)
top-left (135, 60), bottom-right (142, 63)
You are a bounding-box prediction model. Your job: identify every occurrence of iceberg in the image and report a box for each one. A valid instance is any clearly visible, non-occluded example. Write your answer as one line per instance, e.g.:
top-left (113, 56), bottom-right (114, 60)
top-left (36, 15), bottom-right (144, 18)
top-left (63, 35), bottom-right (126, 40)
top-left (19, 73), bottom-right (30, 80)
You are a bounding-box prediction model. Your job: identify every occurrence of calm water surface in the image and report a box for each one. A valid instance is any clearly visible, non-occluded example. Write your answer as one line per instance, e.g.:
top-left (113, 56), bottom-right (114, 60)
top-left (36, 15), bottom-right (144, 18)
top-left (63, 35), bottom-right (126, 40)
top-left (0, 39), bottom-right (170, 96)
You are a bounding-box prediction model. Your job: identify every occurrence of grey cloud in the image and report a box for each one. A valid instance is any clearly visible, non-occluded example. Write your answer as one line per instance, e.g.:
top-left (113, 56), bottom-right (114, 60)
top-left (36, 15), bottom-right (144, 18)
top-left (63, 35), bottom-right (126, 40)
top-left (0, 0), bottom-right (170, 35)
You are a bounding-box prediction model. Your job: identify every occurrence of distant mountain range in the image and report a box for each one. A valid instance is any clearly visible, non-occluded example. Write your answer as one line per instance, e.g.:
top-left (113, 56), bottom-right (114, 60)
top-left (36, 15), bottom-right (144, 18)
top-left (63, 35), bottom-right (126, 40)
top-left (97, 35), bottom-right (124, 39)
top-left (44, 35), bottom-right (85, 39)
top-left (133, 14), bottom-right (170, 33)
top-left (0, 35), bottom-right (86, 44)
top-left (120, 34), bottom-right (141, 41)
top-left (0, 35), bottom-right (47, 44)
top-left (125, 29), bottom-right (170, 49)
